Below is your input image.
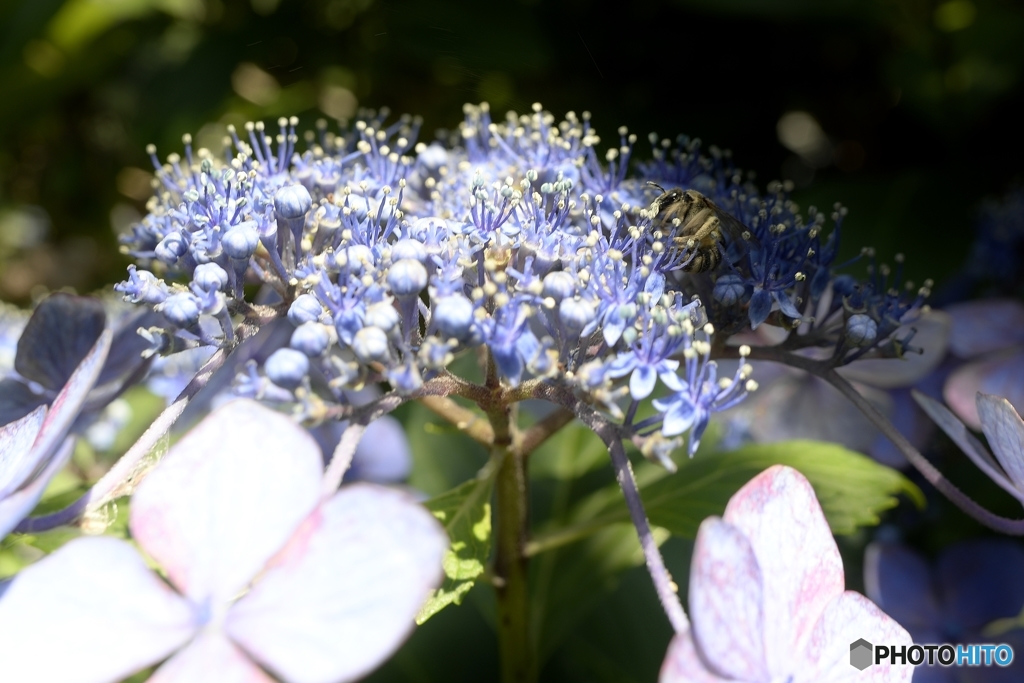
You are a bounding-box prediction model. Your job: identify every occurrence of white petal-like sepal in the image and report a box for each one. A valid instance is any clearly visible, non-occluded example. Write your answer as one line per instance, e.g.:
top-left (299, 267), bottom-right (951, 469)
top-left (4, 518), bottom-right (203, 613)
top-left (130, 399), bottom-right (323, 604)
top-left (0, 536), bottom-right (197, 683)
top-left (226, 484), bottom-right (447, 683)
top-left (723, 465), bottom-right (844, 672)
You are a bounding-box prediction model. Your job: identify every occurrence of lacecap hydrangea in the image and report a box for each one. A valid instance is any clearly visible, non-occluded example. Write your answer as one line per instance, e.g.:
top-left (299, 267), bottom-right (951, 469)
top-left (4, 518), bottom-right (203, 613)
top-left (115, 102), bottom-right (913, 454)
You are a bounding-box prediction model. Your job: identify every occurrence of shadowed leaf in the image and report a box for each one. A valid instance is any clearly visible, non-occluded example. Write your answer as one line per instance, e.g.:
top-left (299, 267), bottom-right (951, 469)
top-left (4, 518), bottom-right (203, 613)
top-left (417, 474), bottom-right (496, 624)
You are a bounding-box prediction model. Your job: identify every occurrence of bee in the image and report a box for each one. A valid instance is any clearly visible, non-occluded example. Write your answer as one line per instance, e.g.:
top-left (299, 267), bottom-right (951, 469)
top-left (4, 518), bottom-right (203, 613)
top-left (647, 182), bottom-right (757, 273)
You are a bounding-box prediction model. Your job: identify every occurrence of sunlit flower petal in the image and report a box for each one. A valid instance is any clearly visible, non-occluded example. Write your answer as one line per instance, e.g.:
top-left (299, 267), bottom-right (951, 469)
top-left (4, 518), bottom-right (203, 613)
top-left (226, 485), bottom-right (447, 683)
top-left (722, 465), bottom-right (845, 668)
top-left (687, 518), bottom-right (766, 679)
top-left (664, 465), bottom-right (912, 682)
top-left (150, 631), bottom-right (275, 683)
top-left (129, 399), bottom-right (323, 604)
top-left (0, 537), bottom-right (197, 683)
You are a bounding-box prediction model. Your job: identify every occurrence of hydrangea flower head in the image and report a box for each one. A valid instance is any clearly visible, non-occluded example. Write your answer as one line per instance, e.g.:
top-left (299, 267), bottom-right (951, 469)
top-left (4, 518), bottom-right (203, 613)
top-left (113, 104), bottom-right (791, 449)
top-left (660, 465), bottom-right (912, 682)
top-left (0, 399), bottom-right (447, 683)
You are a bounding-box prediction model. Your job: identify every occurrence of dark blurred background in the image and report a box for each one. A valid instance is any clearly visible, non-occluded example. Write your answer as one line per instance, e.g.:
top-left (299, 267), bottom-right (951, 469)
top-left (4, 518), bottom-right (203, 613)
top-left (1, 0), bottom-right (1023, 304)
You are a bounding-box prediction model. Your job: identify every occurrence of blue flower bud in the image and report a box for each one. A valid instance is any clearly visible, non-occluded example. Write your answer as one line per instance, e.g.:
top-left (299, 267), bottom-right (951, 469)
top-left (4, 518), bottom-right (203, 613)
top-left (159, 292), bottom-right (201, 327)
top-left (337, 245), bottom-right (373, 275)
top-left (391, 238), bottom-right (428, 264)
top-left (275, 184), bottom-right (312, 241)
top-left (265, 347), bottom-right (310, 389)
top-left (364, 302), bottom-right (400, 332)
top-left (274, 184), bottom-right (313, 219)
top-left (433, 295), bottom-right (475, 340)
top-left (713, 274), bottom-right (747, 307)
top-left (387, 259), bottom-right (428, 298)
top-left (352, 326), bottom-right (391, 364)
top-left (559, 297), bottom-right (596, 335)
top-left (193, 263), bottom-right (229, 292)
top-left (223, 221), bottom-right (260, 259)
top-left (288, 294), bottom-right (323, 325)
top-left (155, 232), bottom-right (188, 265)
top-left (386, 362), bottom-right (423, 395)
top-left (845, 313), bottom-right (878, 346)
top-left (290, 322), bottom-right (331, 357)
top-left (543, 271), bottom-right (576, 301)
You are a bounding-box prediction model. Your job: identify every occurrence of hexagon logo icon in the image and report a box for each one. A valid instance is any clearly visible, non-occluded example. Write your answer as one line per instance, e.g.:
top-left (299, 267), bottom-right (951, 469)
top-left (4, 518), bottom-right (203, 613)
top-left (850, 638), bottom-right (873, 670)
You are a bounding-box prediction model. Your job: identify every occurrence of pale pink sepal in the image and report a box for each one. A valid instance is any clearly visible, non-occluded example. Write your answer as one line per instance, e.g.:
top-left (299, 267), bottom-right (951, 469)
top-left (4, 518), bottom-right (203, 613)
top-left (226, 484), bottom-right (447, 683)
top-left (722, 465), bottom-right (844, 673)
top-left (0, 436), bottom-right (75, 539)
top-left (130, 399), bottom-right (323, 605)
top-left (687, 517), bottom-right (766, 680)
top-left (659, 629), bottom-right (732, 683)
top-left (797, 591), bottom-right (913, 683)
top-left (944, 347), bottom-right (1024, 430)
top-left (977, 393), bottom-right (1024, 492)
top-left (0, 331), bottom-right (111, 538)
top-left (0, 536), bottom-right (197, 683)
top-left (150, 631), bottom-right (276, 683)
top-left (0, 405), bottom-right (47, 497)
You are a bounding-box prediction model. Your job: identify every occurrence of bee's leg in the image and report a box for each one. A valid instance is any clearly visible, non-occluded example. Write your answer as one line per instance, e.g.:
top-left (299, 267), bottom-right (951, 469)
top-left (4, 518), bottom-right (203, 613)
top-left (687, 211), bottom-right (720, 242)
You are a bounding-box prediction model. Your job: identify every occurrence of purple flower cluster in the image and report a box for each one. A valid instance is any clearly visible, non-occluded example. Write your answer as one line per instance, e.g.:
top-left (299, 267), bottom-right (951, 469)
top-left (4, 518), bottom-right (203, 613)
top-left (114, 104), bottom-right (801, 450)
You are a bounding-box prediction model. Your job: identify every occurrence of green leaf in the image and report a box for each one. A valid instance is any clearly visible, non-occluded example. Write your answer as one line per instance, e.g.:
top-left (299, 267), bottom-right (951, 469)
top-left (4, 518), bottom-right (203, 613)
top-left (529, 420), bottom-right (608, 480)
top-left (641, 440), bottom-right (924, 536)
top-left (416, 472), bottom-right (497, 624)
top-left (404, 400), bottom-right (489, 498)
top-left (531, 440), bottom-right (923, 553)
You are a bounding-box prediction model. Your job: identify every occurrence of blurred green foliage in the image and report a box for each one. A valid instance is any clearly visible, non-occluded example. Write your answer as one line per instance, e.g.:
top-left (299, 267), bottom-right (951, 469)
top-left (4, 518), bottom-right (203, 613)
top-left (0, 0), bottom-right (1023, 303)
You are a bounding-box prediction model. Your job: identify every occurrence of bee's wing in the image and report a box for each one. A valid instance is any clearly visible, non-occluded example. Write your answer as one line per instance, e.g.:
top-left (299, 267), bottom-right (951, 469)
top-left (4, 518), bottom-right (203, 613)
top-left (707, 199), bottom-right (761, 252)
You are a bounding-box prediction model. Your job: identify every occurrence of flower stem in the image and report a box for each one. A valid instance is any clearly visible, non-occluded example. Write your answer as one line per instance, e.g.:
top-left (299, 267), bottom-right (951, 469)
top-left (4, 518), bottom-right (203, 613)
top-left (822, 367), bottom-right (1024, 534)
top-left (494, 435), bottom-right (533, 683)
top-left (487, 353), bottom-right (534, 683)
top-left (606, 438), bottom-right (689, 633)
top-left (737, 344), bottom-right (1024, 535)
top-left (524, 379), bottom-right (690, 631)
